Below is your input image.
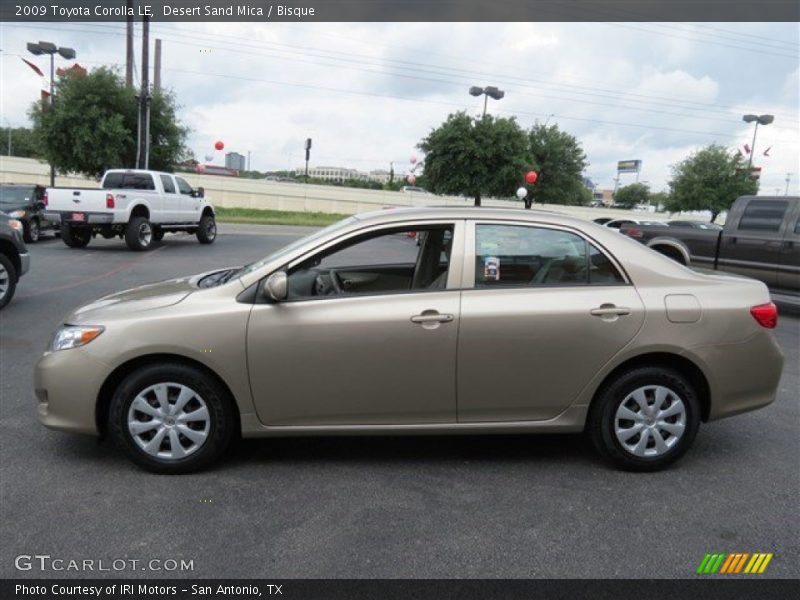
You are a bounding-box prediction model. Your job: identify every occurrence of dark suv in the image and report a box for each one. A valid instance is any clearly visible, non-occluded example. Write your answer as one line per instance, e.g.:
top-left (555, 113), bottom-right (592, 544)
top-left (0, 213), bottom-right (31, 310)
top-left (0, 183), bottom-right (57, 243)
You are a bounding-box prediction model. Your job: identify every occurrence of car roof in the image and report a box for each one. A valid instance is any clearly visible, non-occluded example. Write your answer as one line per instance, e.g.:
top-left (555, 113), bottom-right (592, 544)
top-left (352, 205), bottom-right (590, 229)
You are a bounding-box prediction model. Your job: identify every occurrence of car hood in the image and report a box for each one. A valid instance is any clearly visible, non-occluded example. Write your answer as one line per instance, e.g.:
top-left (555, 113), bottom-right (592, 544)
top-left (67, 276), bottom-right (198, 324)
top-left (0, 203), bottom-right (29, 213)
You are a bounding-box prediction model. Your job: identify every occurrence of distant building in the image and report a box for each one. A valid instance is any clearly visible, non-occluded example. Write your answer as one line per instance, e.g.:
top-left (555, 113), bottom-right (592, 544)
top-left (592, 189), bottom-right (615, 205)
top-left (225, 152), bottom-right (246, 171)
top-left (368, 170), bottom-right (392, 184)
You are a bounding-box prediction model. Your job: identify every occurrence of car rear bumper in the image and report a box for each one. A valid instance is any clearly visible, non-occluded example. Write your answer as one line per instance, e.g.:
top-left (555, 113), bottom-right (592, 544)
top-left (51, 211), bottom-right (115, 226)
top-left (35, 348), bottom-right (107, 435)
top-left (690, 331), bottom-right (785, 421)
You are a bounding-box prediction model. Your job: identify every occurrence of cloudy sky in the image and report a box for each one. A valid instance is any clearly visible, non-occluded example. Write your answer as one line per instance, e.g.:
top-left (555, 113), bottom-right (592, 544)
top-left (1, 21), bottom-right (798, 193)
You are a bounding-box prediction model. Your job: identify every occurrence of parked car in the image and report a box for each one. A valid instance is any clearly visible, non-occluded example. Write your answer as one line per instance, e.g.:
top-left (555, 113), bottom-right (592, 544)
top-left (44, 169), bottom-right (216, 251)
top-left (620, 196), bottom-right (800, 304)
top-left (36, 207), bottom-right (784, 473)
top-left (667, 220), bottom-right (723, 231)
top-left (0, 213), bottom-right (31, 309)
top-left (605, 218), bottom-right (668, 231)
top-left (0, 183), bottom-right (59, 243)
top-left (402, 186), bottom-right (428, 194)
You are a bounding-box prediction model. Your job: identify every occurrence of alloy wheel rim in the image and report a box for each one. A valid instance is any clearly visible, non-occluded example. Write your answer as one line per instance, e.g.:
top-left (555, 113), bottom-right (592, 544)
top-left (614, 385), bottom-right (686, 458)
top-left (139, 222), bottom-right (152, 245)
top-left (127, 382), bottom-right (211, 460)
top-left (0, 263), bottom-right (8, 298)
top-left (206, 220), bottom-right (216, 239)
top-left (31, 222), bottom-right (39, 241)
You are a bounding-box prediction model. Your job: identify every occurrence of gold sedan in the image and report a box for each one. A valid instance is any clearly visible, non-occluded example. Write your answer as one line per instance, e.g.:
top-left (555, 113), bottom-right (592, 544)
top-left (35, 208), bottom-right (784, 473)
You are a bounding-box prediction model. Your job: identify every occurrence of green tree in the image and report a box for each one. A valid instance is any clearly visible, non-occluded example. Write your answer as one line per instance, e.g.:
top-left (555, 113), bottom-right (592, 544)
top-left (667, 144), bottom-right (758, 222)
top-left (29, 67), bottom-right (188, 178)
top-left (0, 127), bottom-right (40, 158)
top-left (419, 111), bottom-right (529, 206)
top-left (528, 124), bottom-right (588, 205)
top-left (613, 182), bottom-right (650, 209)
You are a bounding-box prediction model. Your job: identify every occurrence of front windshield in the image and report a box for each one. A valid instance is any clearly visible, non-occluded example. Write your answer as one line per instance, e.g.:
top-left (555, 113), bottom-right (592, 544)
top-left (233, 216), bottom-right (358, 279)
top-left (0, 186), bottom-right (34, 205)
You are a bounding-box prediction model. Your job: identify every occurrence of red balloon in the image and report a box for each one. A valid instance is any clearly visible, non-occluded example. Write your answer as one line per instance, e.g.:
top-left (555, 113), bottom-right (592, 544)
top-left (525, 171), bottom-right (538, 184)
top-left (214, 141), bottom-right (224, 151)
top-left (407, 174), bottom-right (416, 185)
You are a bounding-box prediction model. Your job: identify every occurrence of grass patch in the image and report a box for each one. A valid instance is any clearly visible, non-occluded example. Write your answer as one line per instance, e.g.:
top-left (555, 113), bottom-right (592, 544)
top-left (215, 207), bottom-right (349, 227)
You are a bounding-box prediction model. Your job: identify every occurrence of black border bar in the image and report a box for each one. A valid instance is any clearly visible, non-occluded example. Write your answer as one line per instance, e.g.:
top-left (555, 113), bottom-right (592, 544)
top-left (2, 0), bottom-right (800, 22)
top-left (3, 579), bottom-right (799, 600)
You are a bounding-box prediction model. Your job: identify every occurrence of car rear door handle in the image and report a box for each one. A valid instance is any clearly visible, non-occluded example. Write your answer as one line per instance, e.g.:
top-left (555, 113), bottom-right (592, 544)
top-left (410, 312), bottom-right (454, 324)
top-left (590, 305), bottom-right (631, 317)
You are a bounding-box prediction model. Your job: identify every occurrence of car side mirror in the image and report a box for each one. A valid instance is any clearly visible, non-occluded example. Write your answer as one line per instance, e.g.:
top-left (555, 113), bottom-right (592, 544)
top-left (263, 272), bottom-right (288, 302)
top-left (196, 186), bottom-right (205, 198)
top-left (35, 201), bottom-right (46, 210)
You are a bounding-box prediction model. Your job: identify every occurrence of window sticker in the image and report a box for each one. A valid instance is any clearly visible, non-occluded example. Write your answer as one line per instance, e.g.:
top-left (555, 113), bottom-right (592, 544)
top-left (484, 256), bottom-right (500, 281)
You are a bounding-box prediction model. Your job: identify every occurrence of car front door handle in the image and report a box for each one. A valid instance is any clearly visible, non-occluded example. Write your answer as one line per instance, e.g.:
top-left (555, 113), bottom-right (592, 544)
top-left (590, 305), bottom-right (631, 317)
top-left (410, 312), bottom-right (454, 324)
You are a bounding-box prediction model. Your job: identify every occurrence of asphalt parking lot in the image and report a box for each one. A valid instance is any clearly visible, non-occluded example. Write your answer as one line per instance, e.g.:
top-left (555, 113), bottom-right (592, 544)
top-left (1, 224), bottom-right (798, 579)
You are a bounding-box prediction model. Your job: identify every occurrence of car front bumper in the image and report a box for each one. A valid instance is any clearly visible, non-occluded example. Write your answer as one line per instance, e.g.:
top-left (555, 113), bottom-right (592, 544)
top-left (35, 348), bottom-right (109, 435)
top-left (19, 251), bottom-right (30, 277)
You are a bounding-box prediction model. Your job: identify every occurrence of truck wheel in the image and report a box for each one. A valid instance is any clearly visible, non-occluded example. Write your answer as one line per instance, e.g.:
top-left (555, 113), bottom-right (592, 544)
top-left (62, 223), bottom-right (91, 248)
top-left (196, 214), bottom-right (217, 244)
top-left (23, 219), bottom-right (40, 243)
top-left (125, 216), bottom-right (155, 251)
top-left (0, 253), bottom-right (18, 310)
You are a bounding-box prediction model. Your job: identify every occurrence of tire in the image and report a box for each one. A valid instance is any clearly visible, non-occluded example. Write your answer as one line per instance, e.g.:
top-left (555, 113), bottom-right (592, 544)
top-left (23, 219), bottom-right (40, 243)
top-left (0, 253), bottom-right (18, 310)
top-left (196, 214), bottom-right (217, 244)
top-left (109, 363), bottom-right (236, 474)
top-left (588, 366), bottom-right (700, 472)
top-left (61, 223), bottom-right (91, 248)
top-left (152, 227), bottom-right (164, 242)
top-left (125, 216), bottom-right (154, 251)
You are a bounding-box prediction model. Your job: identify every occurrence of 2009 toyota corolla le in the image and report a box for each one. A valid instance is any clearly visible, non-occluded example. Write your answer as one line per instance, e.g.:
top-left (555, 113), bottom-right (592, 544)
top-left (35, 207), bottom-right (785, 473)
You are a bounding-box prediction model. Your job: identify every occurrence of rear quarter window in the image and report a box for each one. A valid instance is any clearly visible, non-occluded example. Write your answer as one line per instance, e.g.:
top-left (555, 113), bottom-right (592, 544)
top-left (738, 200), bottom-right (788, 232)
top-left (102, 173), bottom-right (156, 191)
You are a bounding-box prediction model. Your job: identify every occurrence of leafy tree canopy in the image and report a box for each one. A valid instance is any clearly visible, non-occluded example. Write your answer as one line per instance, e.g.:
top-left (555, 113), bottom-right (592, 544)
top-left (29, 67), bottom-right (189, 179)
top-left (666, 144), bottom-right (758, 222)
top-left (613, 182), bottom-right (651, 209)
top-left (528, 124), bottom-right (589, 205)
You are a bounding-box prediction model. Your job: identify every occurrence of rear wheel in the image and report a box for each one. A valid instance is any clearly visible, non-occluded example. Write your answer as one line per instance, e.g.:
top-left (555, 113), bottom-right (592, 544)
top-left (0, 253), bottom-right (18, 310)
top-left (196, 214), bottom-right (217, 244)
top-left (23, 219), bottom-right (40, 243)
top-left (61, 223), bottom-right (91, 248)
top-left (589, 366), bottom-right (700, 471)
top-left (125, 216), bottom-right (154, 251)
top-left (109, 363), bottom-right (236, 474)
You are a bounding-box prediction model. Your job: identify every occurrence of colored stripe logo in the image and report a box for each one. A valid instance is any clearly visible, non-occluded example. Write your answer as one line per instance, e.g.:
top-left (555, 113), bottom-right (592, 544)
top-left (696, 552), bottom-right (773, 574)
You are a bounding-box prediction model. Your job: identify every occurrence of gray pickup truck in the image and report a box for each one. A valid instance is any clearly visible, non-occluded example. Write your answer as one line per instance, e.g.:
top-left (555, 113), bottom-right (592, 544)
top-left (620, 195), bottom-right (799, 304)
top-left (0, 212), bottom-right (31, 310)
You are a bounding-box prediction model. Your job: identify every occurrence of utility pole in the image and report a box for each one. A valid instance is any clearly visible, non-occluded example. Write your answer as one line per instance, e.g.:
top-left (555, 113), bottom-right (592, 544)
top-left (786, 173), bottom-right (792, 196)
top-left (125, 1), bottom-right (134, 87)
top-left (153, 38), bottom-right (162, 92)
top-left (136, 15), bottom-right (151, 169)
top-left (247, 151), bottom-right (251, 171)
top-left (304, 138), bottom-right (312, 183)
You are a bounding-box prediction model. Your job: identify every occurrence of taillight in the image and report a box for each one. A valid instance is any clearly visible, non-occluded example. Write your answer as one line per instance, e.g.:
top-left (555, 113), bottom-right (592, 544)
top-left (750, 302), bottom-right (778, 329)
top-left (106, 193), bottom-right (115, 209)
top-left (42, 192), bottom-right (48, 206)
top-left (625, 228), bottom-right (643, 238)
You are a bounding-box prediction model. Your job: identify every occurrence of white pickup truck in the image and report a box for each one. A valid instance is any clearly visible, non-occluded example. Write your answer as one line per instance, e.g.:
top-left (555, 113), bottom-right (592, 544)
top-left (44, 169), bottom-right (217, 251)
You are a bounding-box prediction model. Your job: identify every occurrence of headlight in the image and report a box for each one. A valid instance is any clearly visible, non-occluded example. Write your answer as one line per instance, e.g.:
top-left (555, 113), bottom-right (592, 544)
top-left (50, 325), bottom-right (105, 352)
top-left (8, 209), bottom-right (27, 218)
top-left (7, 219), bottom-right (23, 232)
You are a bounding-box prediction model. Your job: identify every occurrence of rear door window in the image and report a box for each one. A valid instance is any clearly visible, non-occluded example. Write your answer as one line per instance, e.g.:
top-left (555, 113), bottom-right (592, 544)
top-left (738, 200), bottom-right (788, 231)
top-left (159, 174), bottom-right (176, 194)
top-left (102, 173), bottom-right (155, 190)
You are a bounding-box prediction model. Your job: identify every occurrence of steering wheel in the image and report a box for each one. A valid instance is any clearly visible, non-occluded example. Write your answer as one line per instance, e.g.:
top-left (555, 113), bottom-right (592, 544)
top-left (328, 269), bottom-right (344, 294)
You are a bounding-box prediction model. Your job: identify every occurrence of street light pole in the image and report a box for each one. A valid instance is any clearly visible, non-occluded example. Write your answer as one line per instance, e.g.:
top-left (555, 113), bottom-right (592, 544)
top-left (27, 40), bottom-right (76, 186)
top-left (469, 85), bottom-right (505, 118)
top-left (742, 114), bottom-right (774, 169)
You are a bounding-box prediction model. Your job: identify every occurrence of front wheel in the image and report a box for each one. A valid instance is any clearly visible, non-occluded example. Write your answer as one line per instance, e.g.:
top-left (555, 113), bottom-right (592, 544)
top-left (588, 366), bottom-right (700, 471)
top-left (23, 219), bottom-right (40, 243)
top-left (61, 223), bottom-right (91, 248)
top-left (109, 363), bottom-right (236, 474)
top-left (196, 214), bottom-right (217, 244)
top-left (0, 253), bottom-right (18, 310)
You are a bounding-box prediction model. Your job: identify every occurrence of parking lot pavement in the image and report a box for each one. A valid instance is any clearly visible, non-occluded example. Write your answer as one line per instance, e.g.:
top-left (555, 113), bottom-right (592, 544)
top-left (1, 225), bottom-right (798, 579)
